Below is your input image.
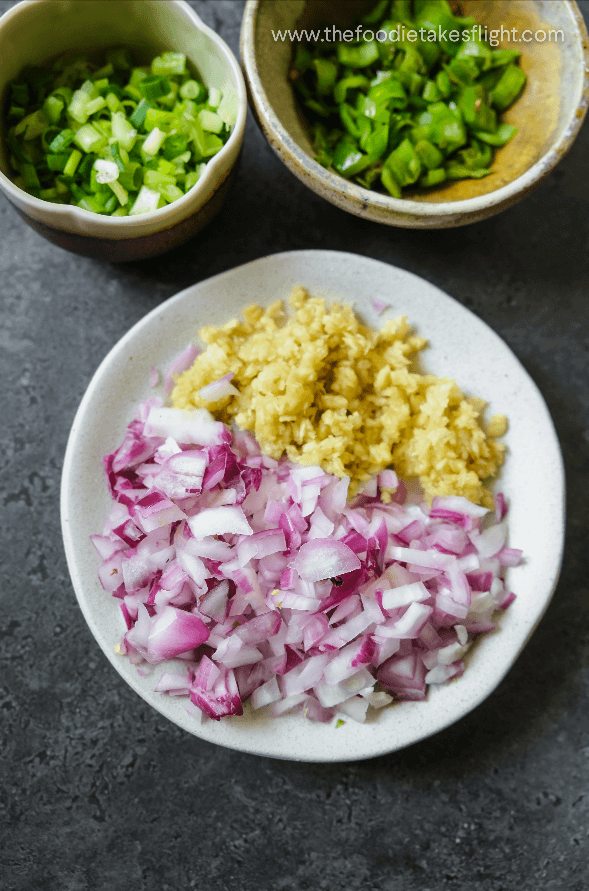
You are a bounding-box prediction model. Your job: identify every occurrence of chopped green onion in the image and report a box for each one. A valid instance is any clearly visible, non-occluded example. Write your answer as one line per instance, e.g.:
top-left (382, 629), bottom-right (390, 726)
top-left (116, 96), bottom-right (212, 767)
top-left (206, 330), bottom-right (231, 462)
top-left (111, 111), bottom-right (137, 151)
top-left (22, 163), bottom-right (41, 189)
top-left (198, 109), bottom-right (224, 134)
top-left (207, 87), bottom-right (222, 109)
top-left (142, 127), bottom-right (167, 156)
top-left (49, 129), bottom-right (75, 152)
top-left (129, 98), bottom-right (150, 129)
top-left (108, 180), bottom-right (129, 206)
top-left (139, 75), bottom-right (171, 102)
top-left (93, 158), bottom-right (120, 184)
top-left (151, 52), bottom-right (187, 77)
top-left (73, 123), bottom-right (105, 153)
top-left (63, 149), bottom-right (82, 177)
top-left (46, 153), bottom-right (69, 172)
top-left (42, 95), bottom-right (64, 124)
top-left (5, 47), bottom-right (233, 213)
top-left (179, 79), bottom-right (206, 101)
top-left (15, 109), bottom-right (48, 140)
top-left (129, 184), bottom-right (160, 214)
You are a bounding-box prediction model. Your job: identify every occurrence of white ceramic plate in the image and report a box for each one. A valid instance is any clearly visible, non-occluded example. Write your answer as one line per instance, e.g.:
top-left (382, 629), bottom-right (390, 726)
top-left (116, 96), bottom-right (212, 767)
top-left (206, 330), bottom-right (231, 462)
top-left (61, 250), bottom-right (565, 762)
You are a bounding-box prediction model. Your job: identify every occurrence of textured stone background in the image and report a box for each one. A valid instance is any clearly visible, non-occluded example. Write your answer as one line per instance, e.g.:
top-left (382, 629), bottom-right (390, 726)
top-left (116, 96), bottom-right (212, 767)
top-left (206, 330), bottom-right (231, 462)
top-left (1, 2), bottom-right (588, 889)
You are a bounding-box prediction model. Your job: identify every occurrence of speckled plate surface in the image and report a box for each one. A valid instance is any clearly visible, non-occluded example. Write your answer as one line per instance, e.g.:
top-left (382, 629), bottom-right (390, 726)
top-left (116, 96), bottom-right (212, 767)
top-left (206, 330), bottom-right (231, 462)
top-left (61, 250), bottom-right (565, 762)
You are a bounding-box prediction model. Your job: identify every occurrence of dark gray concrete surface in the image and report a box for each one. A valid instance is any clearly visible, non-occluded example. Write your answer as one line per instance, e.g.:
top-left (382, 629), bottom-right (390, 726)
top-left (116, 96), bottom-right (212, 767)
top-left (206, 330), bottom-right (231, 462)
top-left (1, 2), bottom-right (588, 888)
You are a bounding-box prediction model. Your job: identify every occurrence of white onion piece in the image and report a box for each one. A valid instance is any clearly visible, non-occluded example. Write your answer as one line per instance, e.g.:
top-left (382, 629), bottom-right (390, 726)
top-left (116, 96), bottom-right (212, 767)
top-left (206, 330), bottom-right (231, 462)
top-left (198, 373), bottom-right (240, 402)
top-left (146, 406), bottom-right (229, 446)
top-left (188, 505), bottom-right (252, 540)
top-left (290, 538), bottom-right (361, 582)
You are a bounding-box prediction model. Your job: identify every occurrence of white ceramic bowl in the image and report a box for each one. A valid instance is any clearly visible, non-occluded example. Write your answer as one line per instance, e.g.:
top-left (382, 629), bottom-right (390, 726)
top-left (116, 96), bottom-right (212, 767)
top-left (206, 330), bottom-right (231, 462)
top-left (0, 0), bottom-right (247, 260)
top-left (241, 0), bottom-right (589, 228)
top-left (61, 250), bottom-right (565, 761)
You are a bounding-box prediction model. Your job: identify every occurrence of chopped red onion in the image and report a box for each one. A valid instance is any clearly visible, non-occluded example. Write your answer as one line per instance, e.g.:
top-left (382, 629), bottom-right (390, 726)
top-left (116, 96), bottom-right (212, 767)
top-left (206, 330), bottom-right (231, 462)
top-left (95, 402), bottom-right (520, 725)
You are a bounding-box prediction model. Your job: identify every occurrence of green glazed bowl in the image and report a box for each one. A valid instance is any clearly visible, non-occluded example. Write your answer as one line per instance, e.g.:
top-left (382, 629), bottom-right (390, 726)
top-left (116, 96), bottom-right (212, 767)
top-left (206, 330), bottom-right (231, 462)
top-left (0, 0), bottom-right (247, 261)
top-left (241, 0), bottom-right (589, 228)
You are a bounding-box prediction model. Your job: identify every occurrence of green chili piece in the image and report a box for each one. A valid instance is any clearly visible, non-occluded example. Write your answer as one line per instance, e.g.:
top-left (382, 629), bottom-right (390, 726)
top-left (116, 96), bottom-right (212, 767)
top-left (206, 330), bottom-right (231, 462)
top-left (435, 69), bottom-right (452, 98)
top-left (304, 98), bottom-right (331, 118)
top-left (389, 1), bottom-right (413, 23)
top-left (455, 39), bottom-right (493, 72)
top-left (414, 1), bottom-right (458, 55)
top-left (385, 138), bottom-right (421, 187)
top-left (364, 124), bottom-right (389, 162)
top-left (411, 102), bottom-right (467, 154)
top-left (313, 59), bottom-right (338, 95)
top-left (458, 85), bottom-right (497, 133)
top-left (332, 138), bottom-right (372, 177)
top-left (422, 80), bottom-right (442, 103)
top-left (472, 123), bottom-right (517, 146)
top-left (334, 75), bottom-right (370, 105)
top-left (339, 104), bottom-right (362, 139)
top-left (445, 163), bottom-right (491, 179)
top-left (446, 57), bottom-right (480, 86)
top-left (489, 49), bottom-right (521, 69)
top-left (380, 166), bottom-right (402, 198)
top-left (362, 0), bottom-right (389, 24)
top-left (337, 41), bottom-right (380, 69)
top-left (414, 139), bottom-right (444, 170)
top-left (396, 46), bottom-right (427, 76)
top-left (490, 64), bottom-right (527, 112)
top-left (369, 77), bottom-right (407, 109)
top-left (419, 167), bottom-right (446, 187)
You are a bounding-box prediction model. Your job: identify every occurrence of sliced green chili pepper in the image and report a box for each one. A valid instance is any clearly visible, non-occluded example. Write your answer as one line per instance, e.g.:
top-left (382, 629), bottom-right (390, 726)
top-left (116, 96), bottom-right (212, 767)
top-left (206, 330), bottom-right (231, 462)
top-left (294, 0), bottom-right (527, 197)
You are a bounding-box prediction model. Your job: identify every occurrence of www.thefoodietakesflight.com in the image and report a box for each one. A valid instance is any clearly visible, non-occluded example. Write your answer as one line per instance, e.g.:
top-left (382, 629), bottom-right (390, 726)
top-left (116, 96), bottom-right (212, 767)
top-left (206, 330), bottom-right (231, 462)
top-left (271, 24), bottom-right (565, 49)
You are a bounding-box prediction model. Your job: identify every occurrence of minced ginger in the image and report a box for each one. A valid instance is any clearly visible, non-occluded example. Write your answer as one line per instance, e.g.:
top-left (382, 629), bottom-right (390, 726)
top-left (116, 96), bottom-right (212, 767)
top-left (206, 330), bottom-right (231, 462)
top-left (171, 286), bottom-right (506, 506)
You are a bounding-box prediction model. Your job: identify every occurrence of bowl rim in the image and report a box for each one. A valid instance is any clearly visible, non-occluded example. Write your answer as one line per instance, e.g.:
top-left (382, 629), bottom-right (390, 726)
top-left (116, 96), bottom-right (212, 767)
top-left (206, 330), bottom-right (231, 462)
top-left (240, 0), bottom-right (589, 219)
top-left (0, 0), bottom-right (248, 231)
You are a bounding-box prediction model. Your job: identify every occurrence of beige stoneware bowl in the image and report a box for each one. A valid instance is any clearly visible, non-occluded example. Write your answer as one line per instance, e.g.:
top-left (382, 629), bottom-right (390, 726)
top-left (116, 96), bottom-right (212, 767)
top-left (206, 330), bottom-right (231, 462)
top-left (0, 0), bottom-right (247, 261)
top-left (241, 0), bottom-right (589, 228)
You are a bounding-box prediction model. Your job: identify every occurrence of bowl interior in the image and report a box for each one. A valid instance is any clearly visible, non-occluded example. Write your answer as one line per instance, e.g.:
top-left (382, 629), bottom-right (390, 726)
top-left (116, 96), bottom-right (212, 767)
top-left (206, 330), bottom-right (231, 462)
top-left (0, 0), bottom-right (237, 180)
top-left (252, 0), bottom-right (585, 203)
